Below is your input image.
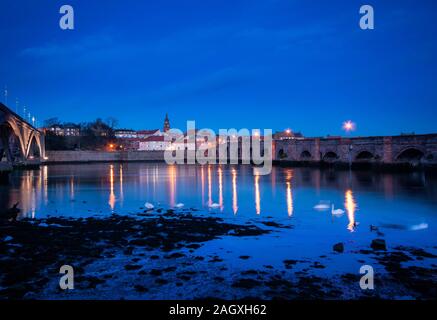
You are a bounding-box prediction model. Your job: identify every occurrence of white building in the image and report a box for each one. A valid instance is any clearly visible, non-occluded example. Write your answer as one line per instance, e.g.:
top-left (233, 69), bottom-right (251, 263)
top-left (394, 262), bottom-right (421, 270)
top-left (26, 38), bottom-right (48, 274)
top-left (138, 136), bottom-right (170, 151)
top-left (115, 129), bottom-right (137, 139)
top-left (137, 129), bottom-right (162, 139)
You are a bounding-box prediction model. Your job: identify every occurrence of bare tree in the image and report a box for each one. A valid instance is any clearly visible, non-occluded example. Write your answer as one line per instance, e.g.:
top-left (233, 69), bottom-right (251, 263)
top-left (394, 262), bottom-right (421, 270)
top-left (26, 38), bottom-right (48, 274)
top-left (105, 117), bottom-right (118, 129)
top-left (43, 117), bottom-right (61, 128)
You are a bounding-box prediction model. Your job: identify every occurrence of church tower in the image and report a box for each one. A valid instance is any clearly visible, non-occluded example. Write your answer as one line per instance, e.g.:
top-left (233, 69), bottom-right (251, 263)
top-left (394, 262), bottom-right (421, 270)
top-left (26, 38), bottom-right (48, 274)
top-left (163, 113), bottom-right (170, 132)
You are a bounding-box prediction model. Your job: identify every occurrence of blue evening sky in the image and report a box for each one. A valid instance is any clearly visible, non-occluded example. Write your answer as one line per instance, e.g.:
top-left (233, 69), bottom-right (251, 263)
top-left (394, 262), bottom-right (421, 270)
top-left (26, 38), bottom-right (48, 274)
top-left (0, 0), bottom-right (436, 136)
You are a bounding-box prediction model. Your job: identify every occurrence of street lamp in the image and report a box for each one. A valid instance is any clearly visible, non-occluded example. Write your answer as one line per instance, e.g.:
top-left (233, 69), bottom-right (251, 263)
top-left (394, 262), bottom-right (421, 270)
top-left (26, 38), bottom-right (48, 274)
top-left (342, 120), bottom-right (356, 133)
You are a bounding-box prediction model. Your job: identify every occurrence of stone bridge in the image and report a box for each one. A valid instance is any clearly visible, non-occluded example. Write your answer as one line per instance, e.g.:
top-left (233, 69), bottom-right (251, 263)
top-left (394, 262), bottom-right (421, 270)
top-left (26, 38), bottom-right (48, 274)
top-left (0, 102), bottom-right (45, 173)
top-left (274, 134), bottom-right (437, 168)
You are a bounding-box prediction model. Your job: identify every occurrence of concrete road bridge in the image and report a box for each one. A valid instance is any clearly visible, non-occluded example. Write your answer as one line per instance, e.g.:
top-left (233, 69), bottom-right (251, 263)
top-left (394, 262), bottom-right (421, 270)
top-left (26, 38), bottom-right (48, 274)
top-left (0, 102), bottom-right (45, 176)
top-left (275, 134), bottom-right (437, 169)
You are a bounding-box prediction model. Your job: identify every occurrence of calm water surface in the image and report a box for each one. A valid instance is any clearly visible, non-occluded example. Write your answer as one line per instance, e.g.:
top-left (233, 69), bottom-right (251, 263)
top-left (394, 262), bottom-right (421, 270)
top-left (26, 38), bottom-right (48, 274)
top-left (1, 163), bottom-right (437, 256)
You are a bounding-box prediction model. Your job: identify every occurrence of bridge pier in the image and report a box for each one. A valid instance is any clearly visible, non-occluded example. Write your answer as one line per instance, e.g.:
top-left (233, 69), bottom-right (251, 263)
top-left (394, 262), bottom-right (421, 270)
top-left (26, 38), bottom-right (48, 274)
top-left (14, 159), bottom-right (42, 169)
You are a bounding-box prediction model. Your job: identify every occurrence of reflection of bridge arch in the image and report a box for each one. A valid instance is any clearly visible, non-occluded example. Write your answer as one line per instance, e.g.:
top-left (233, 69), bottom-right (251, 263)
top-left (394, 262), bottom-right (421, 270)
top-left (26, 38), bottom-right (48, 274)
top-left (0, 103), bottom-right (45, 166)
top-left (395, 147), bottom-right (425, 162)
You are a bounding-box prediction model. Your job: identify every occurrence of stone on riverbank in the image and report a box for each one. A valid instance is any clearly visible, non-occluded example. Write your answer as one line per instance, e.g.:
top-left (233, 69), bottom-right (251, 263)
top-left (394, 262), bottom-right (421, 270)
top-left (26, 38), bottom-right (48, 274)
top-left (371, 239), bottom-right (387, 251)
top-left (333, 242), bottom-right (344, 253)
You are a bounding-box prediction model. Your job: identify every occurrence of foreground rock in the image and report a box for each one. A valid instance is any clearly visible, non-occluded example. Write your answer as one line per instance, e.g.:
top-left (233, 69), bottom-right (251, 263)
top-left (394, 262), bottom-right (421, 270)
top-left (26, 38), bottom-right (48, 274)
top-left (333, 242), bottom-right (344, 253)
top-left (371, 239), bottom-right (387, 251)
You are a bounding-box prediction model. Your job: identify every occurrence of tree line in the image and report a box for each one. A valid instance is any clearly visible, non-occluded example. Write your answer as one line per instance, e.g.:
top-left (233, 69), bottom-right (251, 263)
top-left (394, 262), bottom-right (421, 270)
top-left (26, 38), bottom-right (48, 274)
top-left (43, 117), bottom-right (119, 151)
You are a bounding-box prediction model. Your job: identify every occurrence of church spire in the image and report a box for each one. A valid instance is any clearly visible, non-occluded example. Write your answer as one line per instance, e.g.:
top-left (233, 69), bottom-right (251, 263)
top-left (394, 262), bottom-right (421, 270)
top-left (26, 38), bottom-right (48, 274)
top-left (163, 113), bottom-right (170, 132)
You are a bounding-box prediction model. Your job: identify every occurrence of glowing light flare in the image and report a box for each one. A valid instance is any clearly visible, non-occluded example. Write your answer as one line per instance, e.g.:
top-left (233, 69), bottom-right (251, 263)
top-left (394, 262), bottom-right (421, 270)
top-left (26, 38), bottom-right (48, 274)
top-left (342, 120), bottom-right (356, 132)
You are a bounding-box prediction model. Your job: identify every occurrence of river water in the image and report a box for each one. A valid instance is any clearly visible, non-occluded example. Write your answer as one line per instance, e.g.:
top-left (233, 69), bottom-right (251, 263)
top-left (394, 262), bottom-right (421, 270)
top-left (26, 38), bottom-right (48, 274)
top-left (2, 162), bottom-right (437, 298)
top-left (1, 162), bottom-right (437, 256)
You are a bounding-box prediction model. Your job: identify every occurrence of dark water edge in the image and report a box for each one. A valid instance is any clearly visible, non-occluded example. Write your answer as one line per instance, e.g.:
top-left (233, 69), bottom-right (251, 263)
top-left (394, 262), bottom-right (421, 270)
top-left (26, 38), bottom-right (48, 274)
top-left (0, 172), bottom-right (9, 184)
top-left (1, 209), bottom-right (436, 300)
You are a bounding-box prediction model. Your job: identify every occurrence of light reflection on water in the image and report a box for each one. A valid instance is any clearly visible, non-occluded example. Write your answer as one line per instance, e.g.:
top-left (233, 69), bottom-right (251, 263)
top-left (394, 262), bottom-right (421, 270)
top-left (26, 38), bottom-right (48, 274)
top-left (286, 169), bottom-right (293, 217)
top-left (345, 189), bottom-right (357, 232)
top-left (1, 163), bottom-right (437, 239)
top-left (254, 173), bottom-right (261, 215)
top-left (108, 164), bottom-right (115, 210)
top-left (232, 168), bottom-right (238, 215)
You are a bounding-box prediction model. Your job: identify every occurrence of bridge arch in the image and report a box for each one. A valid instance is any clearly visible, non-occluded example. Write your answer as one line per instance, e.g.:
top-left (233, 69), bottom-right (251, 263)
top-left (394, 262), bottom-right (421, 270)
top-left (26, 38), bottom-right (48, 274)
top-left (277, 148), bottom-right (287, 159)
top-left (3, 120), bottom-right (26, 156)
top-left (396, 147), bottom-right (425, 162)
top-left (1, 103), bottom-right (45, 165)
top-left (26, 133), bottom-right (43, 159)
top-left (355, 150), bottom-right (375, 161)
top-left (0, 121), bottom-right (26, 162)
top-left (322, 151), bottom-right (338, 162)
top-left (300, 150), bottom-right (312, 160)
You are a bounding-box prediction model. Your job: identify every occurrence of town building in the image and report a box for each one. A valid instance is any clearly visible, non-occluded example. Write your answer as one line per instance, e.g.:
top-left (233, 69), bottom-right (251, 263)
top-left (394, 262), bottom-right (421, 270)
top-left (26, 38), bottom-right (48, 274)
top-left (117, 138), bottom-right (140, 151)
top-left (63, 124), bottom-right (80, 137)
top-left (46, 125), bottom-right (64, 136)
top-left (138, 136), bottom-right (170, 151)
top-left (45, 124), bottom-right (80, 136)
top-left (114, 129), bottom-right (137, 139)
top-left (137, 129), bottom-right (161, 139)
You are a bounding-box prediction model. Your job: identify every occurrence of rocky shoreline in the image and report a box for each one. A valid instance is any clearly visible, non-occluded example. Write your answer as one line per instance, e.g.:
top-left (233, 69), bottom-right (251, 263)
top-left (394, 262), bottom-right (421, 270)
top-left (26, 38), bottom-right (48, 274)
top-left (0, 210), bottom-right (436, 300)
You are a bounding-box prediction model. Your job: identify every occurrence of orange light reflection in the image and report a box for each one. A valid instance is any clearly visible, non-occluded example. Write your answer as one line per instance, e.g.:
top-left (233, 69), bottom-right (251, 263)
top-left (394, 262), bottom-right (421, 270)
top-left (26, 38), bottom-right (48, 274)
top-left (345, 189), bottom-right (357, 232)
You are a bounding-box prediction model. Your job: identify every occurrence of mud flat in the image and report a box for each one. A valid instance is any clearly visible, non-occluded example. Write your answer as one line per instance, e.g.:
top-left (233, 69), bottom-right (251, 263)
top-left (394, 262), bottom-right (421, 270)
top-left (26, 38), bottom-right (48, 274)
top-left (0, 210), bottom-right (436, 300)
